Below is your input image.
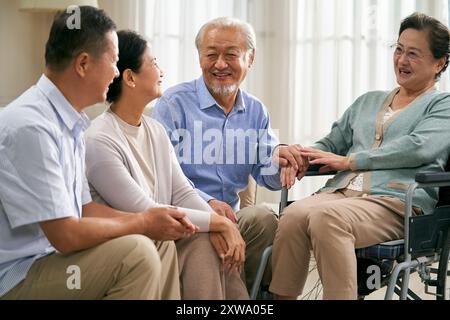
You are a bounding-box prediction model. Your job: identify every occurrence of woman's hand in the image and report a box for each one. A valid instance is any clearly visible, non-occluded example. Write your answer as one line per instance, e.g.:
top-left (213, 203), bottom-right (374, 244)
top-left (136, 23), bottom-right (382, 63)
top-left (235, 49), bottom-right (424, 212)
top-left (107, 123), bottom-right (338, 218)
top-left (300, 147), bottom-right (351, 172)
top-left (209, 214), bottom-right (245, 274)
top-left (278, 144), bottom-right (310, 188)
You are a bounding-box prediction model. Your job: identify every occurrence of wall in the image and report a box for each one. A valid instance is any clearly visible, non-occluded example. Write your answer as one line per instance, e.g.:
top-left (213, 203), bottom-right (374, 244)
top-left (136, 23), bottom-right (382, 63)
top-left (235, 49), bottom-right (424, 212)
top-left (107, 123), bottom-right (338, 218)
top-left (0, 0), bottom-right (54, 108)
top-left (0, 1), bottom-right (120, 112)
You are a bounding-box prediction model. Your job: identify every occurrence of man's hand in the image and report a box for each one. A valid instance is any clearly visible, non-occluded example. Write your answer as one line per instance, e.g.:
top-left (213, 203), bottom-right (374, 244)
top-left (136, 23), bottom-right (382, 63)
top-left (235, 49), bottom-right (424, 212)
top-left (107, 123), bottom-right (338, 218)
top-left (300, 147), bottom-right (350, 172)
top-left (276, 144), bottom-right (310, 188)
top-left (208, 199), bottom-right (237, 223)
top-left (273, 144), bottom-right (309, 171)
top-left (141, 207), bottom-right (199, 241)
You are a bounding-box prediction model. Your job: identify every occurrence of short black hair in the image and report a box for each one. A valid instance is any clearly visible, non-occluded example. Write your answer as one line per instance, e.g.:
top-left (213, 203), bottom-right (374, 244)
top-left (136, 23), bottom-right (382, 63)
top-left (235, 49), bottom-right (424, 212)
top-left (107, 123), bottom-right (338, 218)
top-left (45, 6), bottom-right (116, 72)
top-left (399, 12), bottom-right (450, 80)
top-left (106, 30), bottom-right (148, 103)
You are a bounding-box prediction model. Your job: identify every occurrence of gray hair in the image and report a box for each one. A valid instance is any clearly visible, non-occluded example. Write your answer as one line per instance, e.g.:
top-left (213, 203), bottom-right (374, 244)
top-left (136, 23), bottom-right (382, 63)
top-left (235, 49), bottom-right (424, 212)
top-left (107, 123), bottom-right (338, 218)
top-left (195, 17), bottom-right (257, 52)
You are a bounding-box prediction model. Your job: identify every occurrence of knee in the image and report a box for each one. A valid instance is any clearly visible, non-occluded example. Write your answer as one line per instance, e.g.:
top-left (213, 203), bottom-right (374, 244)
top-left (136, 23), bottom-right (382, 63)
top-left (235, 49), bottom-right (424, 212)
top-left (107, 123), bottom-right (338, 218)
top-left (189, 233), bottom-right (217, 254)
top-left (118, 235), bottom-right (162, 274)
top-left (179, 233), bottom-right (220, 262)
top-left (239, 205), bottom-right (278, 236)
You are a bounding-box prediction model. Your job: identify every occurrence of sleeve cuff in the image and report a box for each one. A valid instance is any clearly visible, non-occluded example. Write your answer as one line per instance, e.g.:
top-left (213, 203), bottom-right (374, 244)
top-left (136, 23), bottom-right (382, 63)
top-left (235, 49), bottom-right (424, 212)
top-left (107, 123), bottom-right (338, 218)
top-left (348, 153), bottom-right (358, 171)
top-left (195, 188), bottom-right (214, 203)
top-left (348, 152), bottom-right (371, 171)
top-left (178, 207), bottom-right (211, 232)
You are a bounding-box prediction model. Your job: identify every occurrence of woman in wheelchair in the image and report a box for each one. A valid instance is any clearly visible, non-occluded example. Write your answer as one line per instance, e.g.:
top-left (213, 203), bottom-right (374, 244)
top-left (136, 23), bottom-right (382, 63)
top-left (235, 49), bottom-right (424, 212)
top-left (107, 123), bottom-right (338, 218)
top-left (270, 12), bottom-right (450, 300)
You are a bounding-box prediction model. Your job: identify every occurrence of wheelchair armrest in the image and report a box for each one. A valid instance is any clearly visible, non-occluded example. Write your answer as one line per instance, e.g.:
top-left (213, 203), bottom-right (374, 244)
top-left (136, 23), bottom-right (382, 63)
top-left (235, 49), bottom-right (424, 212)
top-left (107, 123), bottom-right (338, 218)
top-left (305, 164), bottom-right (337, 176)
top-left (415, 172), bottom-right (450, 184)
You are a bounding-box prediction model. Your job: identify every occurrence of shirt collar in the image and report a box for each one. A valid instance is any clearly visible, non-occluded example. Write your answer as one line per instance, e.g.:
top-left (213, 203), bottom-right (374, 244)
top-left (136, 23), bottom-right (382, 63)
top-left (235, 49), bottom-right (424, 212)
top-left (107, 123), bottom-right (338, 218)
top-left (195, 76), bottom-right (246, 113)
top-left (36, 74), bottom-right (91, 136)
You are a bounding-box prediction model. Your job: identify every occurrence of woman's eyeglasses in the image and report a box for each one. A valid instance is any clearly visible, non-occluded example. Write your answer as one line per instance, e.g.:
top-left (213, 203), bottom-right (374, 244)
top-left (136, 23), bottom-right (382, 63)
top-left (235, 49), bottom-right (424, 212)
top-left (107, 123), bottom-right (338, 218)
top-left (390, 43), bottom-right (432, 62)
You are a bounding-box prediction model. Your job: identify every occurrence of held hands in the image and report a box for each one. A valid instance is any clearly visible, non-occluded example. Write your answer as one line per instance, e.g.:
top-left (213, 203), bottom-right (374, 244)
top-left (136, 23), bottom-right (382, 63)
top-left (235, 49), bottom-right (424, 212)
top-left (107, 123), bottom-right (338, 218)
top-left (274, 144), bottom-right (310, 188)
top-left (300, 148), bottom-right (351, 173)
top-left (209, 215), bottom-right (245, 274)
top-left (140, 207), bottom-right (199, 241)
top-left (278, 146), bottom-right (351, 189)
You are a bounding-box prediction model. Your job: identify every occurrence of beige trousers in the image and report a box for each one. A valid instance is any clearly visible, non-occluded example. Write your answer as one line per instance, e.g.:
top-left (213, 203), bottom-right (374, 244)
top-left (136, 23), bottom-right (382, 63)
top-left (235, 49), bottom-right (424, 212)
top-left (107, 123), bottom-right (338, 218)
top-left (269, 189), bottom-right (406, 300)
top-left (1, 235), bottom-right (179, 300)
top-left (237, 204), bottom-right (278, 292)
top-left (176, 233), bottom-right (248, 299)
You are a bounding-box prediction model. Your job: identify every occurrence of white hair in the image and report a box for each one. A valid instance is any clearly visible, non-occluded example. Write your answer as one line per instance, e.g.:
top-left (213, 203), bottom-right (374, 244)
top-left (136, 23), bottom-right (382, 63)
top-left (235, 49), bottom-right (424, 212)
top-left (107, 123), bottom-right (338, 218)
top-left (195, 17), bottom-right (257, 52)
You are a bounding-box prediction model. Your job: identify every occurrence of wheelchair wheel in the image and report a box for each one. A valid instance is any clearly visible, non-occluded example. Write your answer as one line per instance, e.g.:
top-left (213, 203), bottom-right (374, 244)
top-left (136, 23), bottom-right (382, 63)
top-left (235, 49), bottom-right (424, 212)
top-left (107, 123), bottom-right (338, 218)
top-left (437, 228), bottom-right (450, 300)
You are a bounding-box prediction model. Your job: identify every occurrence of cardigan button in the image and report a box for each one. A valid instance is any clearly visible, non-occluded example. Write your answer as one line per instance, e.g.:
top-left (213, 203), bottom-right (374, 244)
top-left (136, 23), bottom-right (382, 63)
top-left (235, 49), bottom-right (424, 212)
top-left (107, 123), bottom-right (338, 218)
top-left (375, 134), bottom-right (381, 140)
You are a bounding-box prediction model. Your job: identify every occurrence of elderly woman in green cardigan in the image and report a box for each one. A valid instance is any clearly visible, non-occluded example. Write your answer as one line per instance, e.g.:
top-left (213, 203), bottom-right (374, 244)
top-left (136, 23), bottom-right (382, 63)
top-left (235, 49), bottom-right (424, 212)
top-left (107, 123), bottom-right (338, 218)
top-left (270, 12), bottom-right (450, 300)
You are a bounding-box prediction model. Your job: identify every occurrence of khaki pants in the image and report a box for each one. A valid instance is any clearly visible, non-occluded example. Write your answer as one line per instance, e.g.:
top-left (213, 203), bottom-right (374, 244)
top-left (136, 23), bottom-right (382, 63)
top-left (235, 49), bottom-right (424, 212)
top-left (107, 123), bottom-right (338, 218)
top-left (237, 204), bottom-right (278, 292)
top-left (269, 190), bottom-right (405, 300)
top-left (1, 235), bottom-right (179, 300)
top-left (176, 233), bottom-right (248, 299)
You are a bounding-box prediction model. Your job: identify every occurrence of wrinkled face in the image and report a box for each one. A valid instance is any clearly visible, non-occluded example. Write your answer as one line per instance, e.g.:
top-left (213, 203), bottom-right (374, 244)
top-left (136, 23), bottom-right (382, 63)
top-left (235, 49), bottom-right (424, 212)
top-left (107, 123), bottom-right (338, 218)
top-left (87, 31), bottom-right (120, 104)
top-left (198, 26), bottom-right (254, 97)
top-left (394, 28), bottom-right (443, 91)
top-left (133, 47), bottom-right (164, 102)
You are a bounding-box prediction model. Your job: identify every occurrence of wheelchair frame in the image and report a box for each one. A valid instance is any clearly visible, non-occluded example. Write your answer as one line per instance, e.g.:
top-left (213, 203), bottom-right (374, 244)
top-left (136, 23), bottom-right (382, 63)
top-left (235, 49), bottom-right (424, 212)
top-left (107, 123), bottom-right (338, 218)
top-left (250, 169), bottom-right (450, 300)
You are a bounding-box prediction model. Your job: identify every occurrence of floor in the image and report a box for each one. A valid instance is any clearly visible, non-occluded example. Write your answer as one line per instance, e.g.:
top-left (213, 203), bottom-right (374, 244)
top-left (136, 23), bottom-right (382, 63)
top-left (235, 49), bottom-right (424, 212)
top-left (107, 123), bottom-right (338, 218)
top-left (298, 258), bottom-right (436, 300)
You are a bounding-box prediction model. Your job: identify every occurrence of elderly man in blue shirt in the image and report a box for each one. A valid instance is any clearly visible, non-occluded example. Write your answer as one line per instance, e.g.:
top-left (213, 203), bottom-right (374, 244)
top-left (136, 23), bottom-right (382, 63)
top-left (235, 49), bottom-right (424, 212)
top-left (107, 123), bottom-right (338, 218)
top-left (152, 17), bottom-right (299, 292)
top-left (0, 7), bottom-right (197, 300)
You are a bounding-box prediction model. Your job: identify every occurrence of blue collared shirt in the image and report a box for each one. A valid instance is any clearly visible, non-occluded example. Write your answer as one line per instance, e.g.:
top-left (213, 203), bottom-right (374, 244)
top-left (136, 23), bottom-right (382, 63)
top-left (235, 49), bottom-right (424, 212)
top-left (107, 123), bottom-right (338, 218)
top-left (152, 76), bottom-right (281, 211)
top-left (0, 74), bottom-right (92, 297)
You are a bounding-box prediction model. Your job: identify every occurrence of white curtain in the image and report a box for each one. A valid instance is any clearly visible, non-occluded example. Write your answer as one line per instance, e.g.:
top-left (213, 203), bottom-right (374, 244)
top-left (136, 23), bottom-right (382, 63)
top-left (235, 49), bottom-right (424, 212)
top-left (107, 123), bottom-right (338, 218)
top-left (99, 0), bottom-right (450, 204)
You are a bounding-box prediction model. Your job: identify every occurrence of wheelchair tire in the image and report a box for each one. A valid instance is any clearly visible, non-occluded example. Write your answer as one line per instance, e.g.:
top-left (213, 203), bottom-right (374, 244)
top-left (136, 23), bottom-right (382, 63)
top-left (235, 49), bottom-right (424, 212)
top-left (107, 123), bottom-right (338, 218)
top-left (437, 228), bottom-right (450, 300)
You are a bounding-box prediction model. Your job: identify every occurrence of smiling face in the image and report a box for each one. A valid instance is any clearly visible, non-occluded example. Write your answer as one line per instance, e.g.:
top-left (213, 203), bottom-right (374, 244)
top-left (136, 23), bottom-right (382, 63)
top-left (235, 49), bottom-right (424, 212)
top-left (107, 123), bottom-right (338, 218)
top-left (198, 26), bottom-right (254, 98)
top-left (132, 47), bottom-right (164, 102)
top-left (86, 30), bottom-right (120, 104)
top-left (394, 28), bottom-right (444, 92)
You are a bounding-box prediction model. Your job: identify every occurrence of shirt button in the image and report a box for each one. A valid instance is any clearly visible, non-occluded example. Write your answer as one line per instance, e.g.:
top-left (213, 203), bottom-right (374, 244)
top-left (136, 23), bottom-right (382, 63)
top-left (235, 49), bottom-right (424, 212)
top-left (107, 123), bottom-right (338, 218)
top-left (375, 134), bottom-right (381, 141)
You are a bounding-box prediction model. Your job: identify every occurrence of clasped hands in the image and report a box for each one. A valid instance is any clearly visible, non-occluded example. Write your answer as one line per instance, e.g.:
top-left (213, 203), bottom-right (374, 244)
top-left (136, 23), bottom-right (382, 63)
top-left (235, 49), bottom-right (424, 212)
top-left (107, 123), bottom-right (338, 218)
top-left (208, 199), bottom-right (245, 275)
top-left (274, 144), bottom-right (351, 189)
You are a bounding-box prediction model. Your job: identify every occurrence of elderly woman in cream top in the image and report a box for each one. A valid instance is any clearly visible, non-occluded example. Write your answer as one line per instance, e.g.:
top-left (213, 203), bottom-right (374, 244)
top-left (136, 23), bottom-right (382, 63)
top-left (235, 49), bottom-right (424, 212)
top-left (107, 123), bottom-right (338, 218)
top-left (85, 30), bottom-right (247, 300)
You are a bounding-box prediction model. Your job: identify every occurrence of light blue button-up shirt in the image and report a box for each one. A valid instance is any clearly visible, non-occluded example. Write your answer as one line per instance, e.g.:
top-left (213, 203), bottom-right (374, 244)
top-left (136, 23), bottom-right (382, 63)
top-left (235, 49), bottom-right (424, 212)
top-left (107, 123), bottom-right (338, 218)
top-left (152, 76), bottom-right (281, 211)
top-left (0, 74), bottom-right (92, 297)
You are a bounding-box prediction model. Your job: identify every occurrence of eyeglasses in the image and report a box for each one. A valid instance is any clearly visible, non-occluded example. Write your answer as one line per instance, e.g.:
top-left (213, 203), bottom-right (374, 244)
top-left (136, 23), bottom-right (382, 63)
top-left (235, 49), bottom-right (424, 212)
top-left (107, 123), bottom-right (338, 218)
top-left (390, 43), bottom-right (431, 62)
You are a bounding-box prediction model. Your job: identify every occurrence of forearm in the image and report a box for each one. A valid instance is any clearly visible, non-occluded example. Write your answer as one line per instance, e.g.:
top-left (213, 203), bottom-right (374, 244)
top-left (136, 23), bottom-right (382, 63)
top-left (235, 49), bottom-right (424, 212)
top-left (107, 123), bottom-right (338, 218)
top-left (40, 213), bottom-right (145, 254)
top-left (196, 188), bottom-right (214, 203)
top-left (349, 135), bottom-right (447, 171)
top-left (82, 201), bottom-right (129, 218)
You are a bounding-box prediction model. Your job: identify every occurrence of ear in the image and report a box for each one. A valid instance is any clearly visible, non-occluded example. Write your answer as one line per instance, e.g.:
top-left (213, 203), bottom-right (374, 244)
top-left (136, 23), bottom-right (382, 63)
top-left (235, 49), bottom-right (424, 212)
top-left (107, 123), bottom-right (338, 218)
top-left (122, 69), bottom-right (136, 88)
top-left (247, 49), bottom-right (255, 68)
top-left (73, 52), bottom-right (90, 77)
top-left (436, 56), bottom-right (447, 75)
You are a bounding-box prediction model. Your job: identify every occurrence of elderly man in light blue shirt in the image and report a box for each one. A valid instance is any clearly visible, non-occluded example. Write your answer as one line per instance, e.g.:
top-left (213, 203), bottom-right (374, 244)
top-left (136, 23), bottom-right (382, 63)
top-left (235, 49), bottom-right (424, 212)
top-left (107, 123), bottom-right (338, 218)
top-left (0, 7), bottom-right (195, 300)
top-left (152, 17), bottom-right (299, 293)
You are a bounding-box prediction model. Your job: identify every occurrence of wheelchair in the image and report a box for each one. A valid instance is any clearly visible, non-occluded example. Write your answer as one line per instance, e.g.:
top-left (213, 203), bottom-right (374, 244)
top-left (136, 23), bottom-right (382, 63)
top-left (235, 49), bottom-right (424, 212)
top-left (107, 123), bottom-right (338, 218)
top-left (250, 164), bottom-right (450, 300)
